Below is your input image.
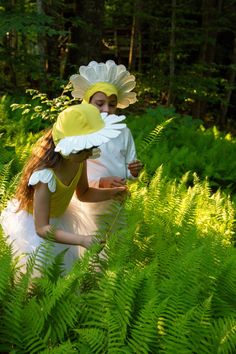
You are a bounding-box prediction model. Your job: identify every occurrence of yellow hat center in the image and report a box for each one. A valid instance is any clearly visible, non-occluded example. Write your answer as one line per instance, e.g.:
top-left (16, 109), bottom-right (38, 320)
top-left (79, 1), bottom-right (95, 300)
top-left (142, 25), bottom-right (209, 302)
top-left (52, 103), bottom-right (104, 144)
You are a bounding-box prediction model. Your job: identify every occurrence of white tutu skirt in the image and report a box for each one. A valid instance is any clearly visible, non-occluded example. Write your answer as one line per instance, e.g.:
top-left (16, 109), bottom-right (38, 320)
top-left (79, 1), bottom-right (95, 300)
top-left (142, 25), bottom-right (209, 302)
top-left (71, 195), bottom-right (126, 257)
top-left (0, 198), bottom-right (91, 272)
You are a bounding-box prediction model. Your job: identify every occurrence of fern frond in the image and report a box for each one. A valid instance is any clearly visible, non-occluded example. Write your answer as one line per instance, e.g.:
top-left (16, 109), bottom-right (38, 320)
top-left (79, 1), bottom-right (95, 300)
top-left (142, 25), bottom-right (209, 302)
top-left (95, 200), bottom-right (128, 241)
top-left (139, 117), bottom-right (174, 154)
top-left (40, 341), bottom-right (76, 353)
top-left (0, 161), bottom-right (12, 196)
top-left (0, 272), bottom-right (33, 351)
top-left (213, 254), bottom-right (236, 317)
top-left (0, 251), bottom-right (13, 302)
top-left (185, 296), bottom-right (214, 354)
top-left (210, 317), bottom-right (236, 354)
top-left (31, 229), bottom-right (67, 279)
top-left (23, 334), bottom-right (47, 353)
top-left (75, 328), bottom-right (107, 353)
top-left (0, 161), bottom-right (20, 209)
top-left (128, 296), bottom-right (168, 354)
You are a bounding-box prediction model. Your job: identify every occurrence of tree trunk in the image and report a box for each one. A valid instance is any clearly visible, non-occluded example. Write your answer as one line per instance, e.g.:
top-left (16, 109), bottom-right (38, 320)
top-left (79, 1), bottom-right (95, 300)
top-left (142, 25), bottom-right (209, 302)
top-left (192, 0), bottom-right (222, 119)
top-left (128, 0), bottom-right (142, 71)
top-left (220, 32), bottom-right (236, 128)
top-left (36, 0), bottom-right (47, 90)
top-left (167, 0), bottom-right (176, 106)
top-left (2, 0), bottom-right (18, 87)
top-left (63, 0), bottom-right (105, 78)
top-left (129, 14), bottom-right (136, 70)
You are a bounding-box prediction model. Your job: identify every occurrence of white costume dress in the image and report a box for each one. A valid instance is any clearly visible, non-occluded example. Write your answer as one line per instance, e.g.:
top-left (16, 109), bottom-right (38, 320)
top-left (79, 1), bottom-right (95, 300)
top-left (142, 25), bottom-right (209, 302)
top-left (76, 126), bottom-right (137, 252)
top-left (87, 126), bottom-right (136, 184)
top-left (0, 167), bottom-right (85, 272)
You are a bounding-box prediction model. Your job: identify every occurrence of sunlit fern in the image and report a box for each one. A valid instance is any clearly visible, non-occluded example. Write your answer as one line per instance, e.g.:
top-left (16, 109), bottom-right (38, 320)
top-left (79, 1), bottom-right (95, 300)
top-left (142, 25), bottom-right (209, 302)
top-left (0, 166), bottom-right (236, 353)
top-left (0, 161), bottom-right (21, 210)
top-left (138, 117), bottom-right (174, 154)
top-left (0, 231), bottom-right (101, 353)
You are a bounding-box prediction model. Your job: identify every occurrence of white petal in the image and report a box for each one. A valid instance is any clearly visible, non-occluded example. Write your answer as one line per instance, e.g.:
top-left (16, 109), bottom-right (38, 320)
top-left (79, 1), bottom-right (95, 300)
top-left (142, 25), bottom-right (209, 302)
top-left (88, 61), bottom-right (99, 68)
top-left (101, 112), bottom-right (109, 120)
top-left (95, 63), bottom-right (108, 82)
top-left (103, 118), bottom-right (126, 127)
top-left (119, 91), bottom-right (137, 102)
top-left (104, 123), bottom-right (126, 130)
top-left (102, 114), bottom-right (126, 124)
top-left (105, 61), bottom-right (117, 78)
top-left (119, 81), bottom-right (136, 92)
top-left (117, 74), bottom-right (136, 86)
top-left (28, 169), bottom-right (56, 192)
top-left (70, 75), bottom-right (90, 91)
top-left (71, 88), bottom-right (85, 99)
top-left (116, 64), bottom-right (126, 76)
top-left (117, 98), bottom-right (131, 109)
top-left (126, 92), bottom-right (137, 100)
top-left (79, 65), bottom-right (88, 76)
top-left (105, 60), bottom-right (116, 69)
top-left (113, 70), bottom-right (129, 86)
top-left (99, 130), bottom-right (121, 139)
top-left (83, 66), bottom-right (98, 83)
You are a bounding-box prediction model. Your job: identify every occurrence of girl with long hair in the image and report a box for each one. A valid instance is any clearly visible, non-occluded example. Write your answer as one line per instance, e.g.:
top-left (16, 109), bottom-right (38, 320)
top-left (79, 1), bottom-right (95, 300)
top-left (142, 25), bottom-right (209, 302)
top-left (0, 103), bottom-right (127, 270)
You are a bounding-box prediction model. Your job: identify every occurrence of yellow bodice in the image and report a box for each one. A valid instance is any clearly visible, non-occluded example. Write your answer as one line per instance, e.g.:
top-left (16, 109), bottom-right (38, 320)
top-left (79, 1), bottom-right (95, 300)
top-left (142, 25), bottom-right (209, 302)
top-left (28, 164), bottom-right (83, 218)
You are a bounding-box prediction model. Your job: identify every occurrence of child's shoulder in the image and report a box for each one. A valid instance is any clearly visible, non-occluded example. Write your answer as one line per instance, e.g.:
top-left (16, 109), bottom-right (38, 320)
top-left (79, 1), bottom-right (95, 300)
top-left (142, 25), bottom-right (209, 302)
top-left (28, 168), bottom-right (56, 192)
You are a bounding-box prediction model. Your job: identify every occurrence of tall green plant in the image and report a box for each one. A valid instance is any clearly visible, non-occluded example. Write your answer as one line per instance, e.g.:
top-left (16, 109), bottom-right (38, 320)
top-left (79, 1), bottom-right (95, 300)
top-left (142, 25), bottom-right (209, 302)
top-left (0, 167), bottom-right (236, 352)
top-left (129, 106), bottom-right (236, 193)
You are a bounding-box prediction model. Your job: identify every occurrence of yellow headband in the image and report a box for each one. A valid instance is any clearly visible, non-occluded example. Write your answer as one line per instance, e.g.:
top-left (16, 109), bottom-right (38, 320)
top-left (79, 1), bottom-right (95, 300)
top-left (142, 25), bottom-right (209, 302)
top-left (83, 82), bottom-right (118, 103)
top-left (52, 103), bottom-right (104, 145)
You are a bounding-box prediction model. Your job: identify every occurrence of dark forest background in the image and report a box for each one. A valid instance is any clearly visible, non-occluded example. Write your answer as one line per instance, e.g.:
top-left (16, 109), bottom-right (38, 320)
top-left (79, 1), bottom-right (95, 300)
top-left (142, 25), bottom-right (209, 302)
top-left (2, 3), bottom-right (236, 351)
top-left (1, 0), bottom-right (236, 131)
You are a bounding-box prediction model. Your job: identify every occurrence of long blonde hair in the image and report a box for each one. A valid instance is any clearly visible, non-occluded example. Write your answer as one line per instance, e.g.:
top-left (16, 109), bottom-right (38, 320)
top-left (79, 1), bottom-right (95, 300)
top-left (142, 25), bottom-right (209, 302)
top-left (16, 129), bottom-right (63, 211)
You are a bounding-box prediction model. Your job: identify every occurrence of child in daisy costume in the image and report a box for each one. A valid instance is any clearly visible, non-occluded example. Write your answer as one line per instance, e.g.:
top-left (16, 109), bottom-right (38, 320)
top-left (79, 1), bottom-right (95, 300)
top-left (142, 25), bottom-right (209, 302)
top-left (69, 60), bottom-right (142, 243)
top-left (0, 103), bottom-right (127, 271)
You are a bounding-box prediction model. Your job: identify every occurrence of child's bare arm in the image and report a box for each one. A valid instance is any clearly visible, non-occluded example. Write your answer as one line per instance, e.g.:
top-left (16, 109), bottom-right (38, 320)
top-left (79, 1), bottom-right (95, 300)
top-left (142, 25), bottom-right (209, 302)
top-left (99, 176), bottom-right (126, 188)
top-left (76, 162), bottom-right (127, 202)
top-left (33, 182), bottom-right (93, 247)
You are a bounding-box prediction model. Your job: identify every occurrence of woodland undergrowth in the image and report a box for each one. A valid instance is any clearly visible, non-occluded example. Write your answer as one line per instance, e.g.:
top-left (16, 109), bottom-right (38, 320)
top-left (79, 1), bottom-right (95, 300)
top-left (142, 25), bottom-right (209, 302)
top-left (0, 98), bottom-right (236, 353)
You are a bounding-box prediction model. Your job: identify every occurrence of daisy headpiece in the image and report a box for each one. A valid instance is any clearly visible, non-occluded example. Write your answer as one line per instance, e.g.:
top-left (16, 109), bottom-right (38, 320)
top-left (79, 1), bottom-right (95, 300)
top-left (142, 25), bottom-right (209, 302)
top-left (70, 60), bottom-right (137, 109)
top-left (52, 103), bottom-right (126, 157)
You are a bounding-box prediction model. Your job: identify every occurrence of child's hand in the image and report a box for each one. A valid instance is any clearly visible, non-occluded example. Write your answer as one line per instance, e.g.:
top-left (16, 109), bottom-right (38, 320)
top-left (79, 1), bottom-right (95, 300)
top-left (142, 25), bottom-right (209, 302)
top-left (80, 235), bottom-right (94, 249)
top-left (99, 176), bottom-right (126, 188)
top-left (128, 160), bottom-right (143, 177)
top-left (110, 185), bottom-right (128, 201)
top-left (80, 235), bottom-right (106, 249)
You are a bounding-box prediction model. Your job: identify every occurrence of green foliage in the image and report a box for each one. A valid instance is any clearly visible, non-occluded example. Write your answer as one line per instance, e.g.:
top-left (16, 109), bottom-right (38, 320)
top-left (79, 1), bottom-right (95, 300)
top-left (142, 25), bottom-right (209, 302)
top-left (0, 95), bottom-right (42, 173)
top-left (0, 228), bottom-right (102, 353)
top-left (0, 96), bottom-right (236, 352)
top-left (128, 106), bottom-right (236, 193)
top-left (1, 0), bottom-right (236, 127)
top-left (0, 1), bottom-right (68, 92)
top-left (10, 87), bottom-right (75, 128)
top-left (0, 91), bottom-right (77, 184)
top-left (0, 161), bottom-right (21, 210)
top-left (0, 166), bottom-right (236, 352)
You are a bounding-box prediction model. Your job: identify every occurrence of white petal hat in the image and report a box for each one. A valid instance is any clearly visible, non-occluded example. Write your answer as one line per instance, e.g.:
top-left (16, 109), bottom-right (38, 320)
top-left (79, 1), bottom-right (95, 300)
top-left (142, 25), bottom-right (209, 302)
top-left (70, 60), bottom-right (137, 109)
top-left (52, 103), bottom-right (126, 156)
